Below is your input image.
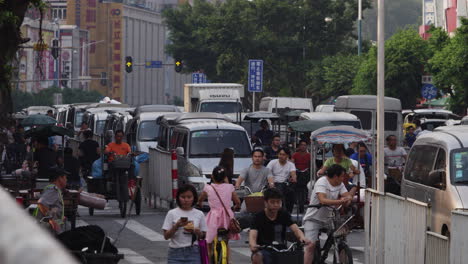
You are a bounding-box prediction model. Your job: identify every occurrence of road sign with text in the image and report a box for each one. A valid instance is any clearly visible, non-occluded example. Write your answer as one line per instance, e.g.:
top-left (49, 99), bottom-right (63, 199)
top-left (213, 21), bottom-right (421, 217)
top-left (192, 73), bottom-right (206, 83)
top-left (145, 60), bottom-right (162, 68)
top-left (248, 59), bottom-right (263, 92)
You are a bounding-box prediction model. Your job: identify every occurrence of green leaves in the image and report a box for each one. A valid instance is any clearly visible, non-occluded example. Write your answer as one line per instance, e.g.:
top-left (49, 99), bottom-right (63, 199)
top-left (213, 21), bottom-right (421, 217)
top-left (163, 0), bottom-right (370, 102)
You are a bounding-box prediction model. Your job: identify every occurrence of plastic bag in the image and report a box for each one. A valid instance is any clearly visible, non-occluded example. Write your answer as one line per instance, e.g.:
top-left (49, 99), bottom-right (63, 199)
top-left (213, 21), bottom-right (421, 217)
top-left (91, 158), bottom-right (103, 178)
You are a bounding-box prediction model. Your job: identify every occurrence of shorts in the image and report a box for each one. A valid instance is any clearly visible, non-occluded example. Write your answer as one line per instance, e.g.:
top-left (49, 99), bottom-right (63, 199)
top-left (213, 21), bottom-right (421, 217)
top-left (251, 249), bottom-right (273, 264)
top-left (167, 246), bottom-right (201, 264)
top-left (304, 220), bottom-right (327, 242)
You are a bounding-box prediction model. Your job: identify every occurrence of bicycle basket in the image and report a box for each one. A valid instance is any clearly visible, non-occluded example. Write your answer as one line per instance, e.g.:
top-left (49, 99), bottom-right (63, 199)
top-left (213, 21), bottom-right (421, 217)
top-left (111, 157), bottom-right (132, 169)
top-left (333, 215), bottom-right (352, 237)
top-left (245, 196), bottom-right (264, 213)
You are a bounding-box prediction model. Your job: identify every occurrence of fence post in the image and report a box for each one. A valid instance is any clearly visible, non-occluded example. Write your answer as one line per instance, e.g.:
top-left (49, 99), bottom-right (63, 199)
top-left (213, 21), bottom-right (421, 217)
top-left (171, 149), bottom-right (178, 208)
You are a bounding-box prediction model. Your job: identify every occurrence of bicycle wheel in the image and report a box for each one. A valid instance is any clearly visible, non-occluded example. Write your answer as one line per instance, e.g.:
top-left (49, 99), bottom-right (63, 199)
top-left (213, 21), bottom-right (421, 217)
top-left (333, 243), bottom-right (353, 264)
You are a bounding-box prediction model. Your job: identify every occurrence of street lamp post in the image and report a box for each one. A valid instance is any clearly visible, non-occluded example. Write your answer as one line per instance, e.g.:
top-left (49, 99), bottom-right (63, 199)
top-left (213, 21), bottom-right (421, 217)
top-left (358, 0), bottom-right (362, 56)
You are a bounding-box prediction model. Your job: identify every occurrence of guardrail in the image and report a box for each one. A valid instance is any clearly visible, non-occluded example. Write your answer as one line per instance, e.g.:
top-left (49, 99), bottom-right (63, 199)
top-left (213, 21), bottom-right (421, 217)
top-left (147, 147), bottom-right (174, 209)
top-left (365, 189), bottom-right (428, 264)
top-left (450, 211), bottom-right (468, 264)
top-left (426, 231), bottom-right (449, 264)
top-left (0, 188), bottom-right (79, 264)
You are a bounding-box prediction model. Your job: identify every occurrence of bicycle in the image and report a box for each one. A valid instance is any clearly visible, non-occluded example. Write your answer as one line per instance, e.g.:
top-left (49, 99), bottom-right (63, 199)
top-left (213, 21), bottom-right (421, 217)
top-left (255, 242), bottom-right (304, 264)
top-left (212, 228), bottom-right (229, 264)
top-left (307, 204), bottom-right (354, 264)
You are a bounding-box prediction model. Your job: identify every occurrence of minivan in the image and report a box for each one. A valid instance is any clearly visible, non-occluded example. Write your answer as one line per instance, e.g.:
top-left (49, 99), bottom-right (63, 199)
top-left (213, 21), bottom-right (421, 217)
top-left (401, 125), bottom-right (468, 237)
top-left (298, 112), bottom-right (362, 129)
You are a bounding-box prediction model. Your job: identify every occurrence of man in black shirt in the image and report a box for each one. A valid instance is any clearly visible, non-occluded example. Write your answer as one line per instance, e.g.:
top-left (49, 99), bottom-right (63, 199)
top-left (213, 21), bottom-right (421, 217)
top-left (34, 136), bottom-right (58, 180)
top-left (264, 134), bottom-right (281, 165)
top-left (254, 120), bottom-right (274, 147)
top-left (78, 130), bottom-right (100, 176)
top-left (249, 188), bottom-right (310, 264)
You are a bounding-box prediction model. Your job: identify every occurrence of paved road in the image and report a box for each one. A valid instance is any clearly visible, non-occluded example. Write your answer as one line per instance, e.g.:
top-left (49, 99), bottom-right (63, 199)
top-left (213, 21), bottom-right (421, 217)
top-left (74, 201), bottom-right (365, 264)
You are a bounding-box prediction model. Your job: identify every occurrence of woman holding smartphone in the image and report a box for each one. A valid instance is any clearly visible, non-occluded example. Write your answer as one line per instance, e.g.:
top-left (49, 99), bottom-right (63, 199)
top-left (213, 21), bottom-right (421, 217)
top-left (162, 184), bottom-right (207, 263)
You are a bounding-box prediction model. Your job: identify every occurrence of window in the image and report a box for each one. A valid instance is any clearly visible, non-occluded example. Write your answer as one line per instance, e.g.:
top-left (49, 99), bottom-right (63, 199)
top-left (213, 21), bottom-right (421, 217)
top-left (95, 120), bottom-right (106, 135)
top-left (169, 131), bottom-right (179, 149)
top-left (350, 111), bottom-right (372, 130)
top-left (424, 148), bottom-right (446, 188)
top-left (199, 102), bottom-right (242, 114)
top-left (189, 130), bottom-right (251, 157)
top-left (138, 121), bottom-right (159, 141)
top-left (451, 148), bottom-right (468, 184)
top-left (63, 9), bottom-right (66, 19)
top-left (404, 145), bottom-right (438, 184)
top-left (74, 111), bottom-right (84, 128)
top-left (158, 126), bottom-right (168, 150)
top-left (384, 112), bottom-right (398, 131)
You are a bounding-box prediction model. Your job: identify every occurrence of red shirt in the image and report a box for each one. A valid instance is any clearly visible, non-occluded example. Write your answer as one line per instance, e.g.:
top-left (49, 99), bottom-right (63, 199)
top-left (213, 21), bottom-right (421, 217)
top-left (292, 152), bottom-right (311, 171)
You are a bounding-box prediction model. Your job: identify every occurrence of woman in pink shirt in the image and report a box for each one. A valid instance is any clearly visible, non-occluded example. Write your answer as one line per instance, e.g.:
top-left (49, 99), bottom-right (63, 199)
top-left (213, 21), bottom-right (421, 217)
top-left (198, 166), bottom-right (241, 262)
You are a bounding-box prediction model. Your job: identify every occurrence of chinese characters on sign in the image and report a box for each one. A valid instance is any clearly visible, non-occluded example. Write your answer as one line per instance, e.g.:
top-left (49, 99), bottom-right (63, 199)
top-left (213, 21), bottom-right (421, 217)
top-left (248, 59), bottom-right (263, 92)
top-left (110, 5), bottom-right (122, 99)
top-left (424, 0), bottom-right (435, 25)
top-left (192, 73), bottom-right (206, 83)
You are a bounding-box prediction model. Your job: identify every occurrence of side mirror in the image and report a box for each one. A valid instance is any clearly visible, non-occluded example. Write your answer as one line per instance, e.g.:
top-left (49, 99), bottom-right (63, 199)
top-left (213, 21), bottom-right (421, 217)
top-left (176, 147), bottom-right (184, 156)
top-left (429, 169), bottom-right (446, 189)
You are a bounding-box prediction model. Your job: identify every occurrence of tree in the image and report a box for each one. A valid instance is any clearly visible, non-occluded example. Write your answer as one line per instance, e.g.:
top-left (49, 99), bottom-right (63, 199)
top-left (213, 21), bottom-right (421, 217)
top-left (352, 28), bottom-right (428, 108)
top-left (163, 0), bottom-right (371, 104)
top-left (428, 19), bottom-right (468, 115)
top-left (0, 0), bottom-right (45, 125)
top-left (307, 53), bottom-right (362, 105)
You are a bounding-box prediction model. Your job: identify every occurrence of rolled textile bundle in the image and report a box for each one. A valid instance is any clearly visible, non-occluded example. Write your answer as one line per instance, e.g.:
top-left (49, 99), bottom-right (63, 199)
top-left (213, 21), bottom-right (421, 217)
top-left (79, 191), bottom-right (106, 209)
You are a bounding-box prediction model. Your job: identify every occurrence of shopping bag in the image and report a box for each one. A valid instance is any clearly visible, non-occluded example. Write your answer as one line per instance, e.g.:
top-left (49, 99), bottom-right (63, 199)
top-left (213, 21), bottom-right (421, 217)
top-left (198, 239), bottom-right (210, 264)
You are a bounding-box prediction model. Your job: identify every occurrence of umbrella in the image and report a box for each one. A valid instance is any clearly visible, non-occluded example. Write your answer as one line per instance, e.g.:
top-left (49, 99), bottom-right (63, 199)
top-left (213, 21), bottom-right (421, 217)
top-left (21, 114), bottom-right (57, 126)
top-left (24, 125), bottom-right (74, 138)
top-left (288, 120), bottom-right (334, 132)
top-left (311, 125), bottom-right (371, 144)
top-left (422, 97), bottom-right (449, 107)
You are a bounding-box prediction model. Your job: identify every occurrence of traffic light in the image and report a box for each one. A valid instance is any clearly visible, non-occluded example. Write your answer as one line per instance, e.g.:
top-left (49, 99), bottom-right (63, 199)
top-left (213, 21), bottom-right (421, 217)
top-left (125, 56), bottom-right (133, 73)
top-left (175, 59), bottom-right (183, 73)
top-left (51, 39), bottom-right (59, 60)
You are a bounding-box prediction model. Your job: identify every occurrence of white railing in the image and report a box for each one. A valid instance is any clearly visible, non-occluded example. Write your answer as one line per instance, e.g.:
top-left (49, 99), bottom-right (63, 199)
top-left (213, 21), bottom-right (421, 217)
top-left (426, 231), bottom-right (449, 264)
top-left (365, 189), bottom-right (428, 264)
top-left (0, 188), bottom-right (78, 264)
top-left (147, 147), bottom-right (173, 209)
top-left (450, 210), bottom-right (468, 264)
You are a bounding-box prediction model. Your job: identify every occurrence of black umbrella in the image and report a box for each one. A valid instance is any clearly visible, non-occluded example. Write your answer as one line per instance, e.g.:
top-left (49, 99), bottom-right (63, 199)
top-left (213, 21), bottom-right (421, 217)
top-left (21, 114), bottom-right (57, 126)
top-left (24, 125), bottom-right (74, 138)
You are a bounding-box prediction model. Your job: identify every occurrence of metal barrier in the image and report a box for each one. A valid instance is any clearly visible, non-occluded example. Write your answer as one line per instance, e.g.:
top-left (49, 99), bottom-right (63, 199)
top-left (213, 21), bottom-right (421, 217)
top-left (426, 231), bottom-right (449, 264)
top-left (365, 189), bottom-right (428, 264)
top-left (450, 211), bottom-right (468, 264)
top-left (147, 147), bottom-right (173, 209)
top-left (0, 188), bottom-right (79, 264)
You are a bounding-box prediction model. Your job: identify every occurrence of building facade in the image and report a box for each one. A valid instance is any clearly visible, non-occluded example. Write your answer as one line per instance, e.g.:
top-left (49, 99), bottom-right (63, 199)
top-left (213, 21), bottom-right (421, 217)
top-left (66, 0), bottom-right (189, 104)
top-left (420, 0), bottom-right (468, 39)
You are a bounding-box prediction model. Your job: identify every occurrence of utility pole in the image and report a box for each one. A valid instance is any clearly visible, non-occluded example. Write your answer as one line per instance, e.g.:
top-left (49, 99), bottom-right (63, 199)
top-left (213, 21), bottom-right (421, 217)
top-left (376, 0), bottom-right (386, 263)
top-left (358, 0), bottom-right (362, 56)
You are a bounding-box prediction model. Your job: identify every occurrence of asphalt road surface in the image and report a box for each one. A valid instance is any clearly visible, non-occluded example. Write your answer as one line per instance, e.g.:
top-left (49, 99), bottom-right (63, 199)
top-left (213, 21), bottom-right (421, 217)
top-left (74, 201), bottom-right (365, 264)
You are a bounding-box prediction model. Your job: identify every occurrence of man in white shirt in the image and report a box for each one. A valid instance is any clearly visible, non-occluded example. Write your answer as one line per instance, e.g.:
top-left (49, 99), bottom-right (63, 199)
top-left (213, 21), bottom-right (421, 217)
top-left (267, 147), bottom-right (297, 213)
top-left (303, 164), bottom-right (352, 264)
top-left (384, 135), bottom-right (407, 168)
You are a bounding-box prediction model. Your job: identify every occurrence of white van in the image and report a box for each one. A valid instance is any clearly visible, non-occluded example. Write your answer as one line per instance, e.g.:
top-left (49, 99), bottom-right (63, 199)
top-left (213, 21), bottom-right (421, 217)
top-left (315, 104), bottom-right (335, 113)
top-left (299, 112), bottom-right (362, 129)
top-left (259, 97), bottom-right (313, 114)
top-left (401, 125), bottom-right (468, 236)
top-left (334, 95), bottom-right (403, 143)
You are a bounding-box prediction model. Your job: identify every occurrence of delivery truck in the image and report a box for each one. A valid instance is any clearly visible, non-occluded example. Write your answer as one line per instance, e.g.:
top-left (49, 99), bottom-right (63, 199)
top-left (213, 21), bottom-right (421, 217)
top-left (183, 83), bottom-right (244, 114)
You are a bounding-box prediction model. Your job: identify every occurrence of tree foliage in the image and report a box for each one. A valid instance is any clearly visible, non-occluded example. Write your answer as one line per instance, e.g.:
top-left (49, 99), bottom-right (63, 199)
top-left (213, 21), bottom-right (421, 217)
top-left (163, 0), bottom-right (371, 105)
top-left (428, 18), bottom-right (468, 114)
top-left (352, 28), bottom-right (428, 109)
top-left (12, 87), bottom-right (103, 112)
top-left (307, 53), bottom-right (362, 104)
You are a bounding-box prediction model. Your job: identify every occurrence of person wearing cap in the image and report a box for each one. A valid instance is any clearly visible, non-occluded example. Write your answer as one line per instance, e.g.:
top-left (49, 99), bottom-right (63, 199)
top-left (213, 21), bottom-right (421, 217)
top-left (35, 167), bottom-right (68, 234)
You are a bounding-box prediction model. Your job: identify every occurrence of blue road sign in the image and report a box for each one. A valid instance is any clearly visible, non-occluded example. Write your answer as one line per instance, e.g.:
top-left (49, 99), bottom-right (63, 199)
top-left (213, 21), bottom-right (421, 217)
top-left (421, 83), bottom-right (438, 100)
top-left (145, 60), bottom-right (162, 68)
top-left (248, 59), bottom-right (263, 92)
top-left (192, 73), bottom-right (206, 83)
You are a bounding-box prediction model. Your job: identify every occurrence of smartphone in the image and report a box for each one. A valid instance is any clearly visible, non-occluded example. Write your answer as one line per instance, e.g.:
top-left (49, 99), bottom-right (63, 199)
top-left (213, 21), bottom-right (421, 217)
top-left (180, 217), bottom-right (188, 222)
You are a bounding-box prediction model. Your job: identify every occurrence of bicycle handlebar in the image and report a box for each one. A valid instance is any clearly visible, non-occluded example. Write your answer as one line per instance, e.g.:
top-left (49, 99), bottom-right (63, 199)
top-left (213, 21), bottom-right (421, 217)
top-left (257, 242), bottom-right (302, 253)
top-left (307, 204), bottom-right (344, 211)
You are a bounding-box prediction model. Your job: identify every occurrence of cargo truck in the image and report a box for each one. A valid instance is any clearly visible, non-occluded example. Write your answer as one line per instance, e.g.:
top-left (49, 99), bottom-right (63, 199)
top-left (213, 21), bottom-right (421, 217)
top-left (183, 83), bottom-right (244, 114)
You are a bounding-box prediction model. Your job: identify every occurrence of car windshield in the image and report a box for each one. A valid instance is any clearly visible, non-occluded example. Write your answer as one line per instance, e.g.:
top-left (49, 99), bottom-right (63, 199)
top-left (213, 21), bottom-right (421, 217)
top-left (138, 121), bottom-right (159, 141)
top-left (74, 111), bottom-right (84, 128)
top-left (451, 148), bottom-right (468, 184)
top-left (95, 120), bottom-right (106, 135)
top-left (190, 130), bottom-right (251, 157)
top-left (199, 102), bottom-right (242, 114)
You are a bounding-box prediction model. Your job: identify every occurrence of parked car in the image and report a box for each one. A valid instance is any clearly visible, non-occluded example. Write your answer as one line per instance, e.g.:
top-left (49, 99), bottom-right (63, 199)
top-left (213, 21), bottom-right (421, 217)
top-left (259, 97), bottom-right (314, 114)
top-left (401, 125), bottom-right (468, 237)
